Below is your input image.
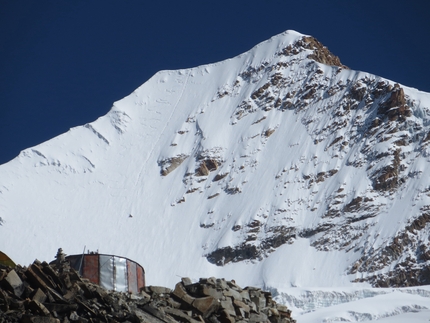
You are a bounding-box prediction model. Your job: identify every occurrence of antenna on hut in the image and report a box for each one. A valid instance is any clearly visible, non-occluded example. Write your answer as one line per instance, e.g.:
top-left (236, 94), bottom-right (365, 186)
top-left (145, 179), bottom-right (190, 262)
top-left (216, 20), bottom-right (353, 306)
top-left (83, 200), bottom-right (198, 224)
top-left (78, 245), bottom-right (86, 274)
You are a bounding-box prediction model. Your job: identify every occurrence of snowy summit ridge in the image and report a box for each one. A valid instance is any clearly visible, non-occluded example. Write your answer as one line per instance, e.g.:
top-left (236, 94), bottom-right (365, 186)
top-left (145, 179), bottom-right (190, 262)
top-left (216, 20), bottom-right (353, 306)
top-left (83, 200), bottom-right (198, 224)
top-left (1, 30), bottom-right (430, 294)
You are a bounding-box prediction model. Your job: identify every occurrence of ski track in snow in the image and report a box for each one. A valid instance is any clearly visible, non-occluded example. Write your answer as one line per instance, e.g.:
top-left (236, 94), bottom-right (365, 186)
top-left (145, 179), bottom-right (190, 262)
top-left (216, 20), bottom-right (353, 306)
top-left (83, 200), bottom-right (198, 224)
top-left (134, 70), bottom-right (191, 188)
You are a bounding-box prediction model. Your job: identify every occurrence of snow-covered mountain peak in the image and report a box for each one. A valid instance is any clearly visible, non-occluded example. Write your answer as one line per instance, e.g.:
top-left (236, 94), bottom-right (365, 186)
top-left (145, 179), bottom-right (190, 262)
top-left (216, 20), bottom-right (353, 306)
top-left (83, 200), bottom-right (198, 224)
top-left (1, 30), bottom-right (430, 295)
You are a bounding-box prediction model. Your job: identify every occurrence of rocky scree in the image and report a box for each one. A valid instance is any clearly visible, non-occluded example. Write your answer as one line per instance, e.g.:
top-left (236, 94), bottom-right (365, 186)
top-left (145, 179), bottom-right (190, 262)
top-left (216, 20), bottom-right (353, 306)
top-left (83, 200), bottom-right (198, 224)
top-left (0, 252), bottom-right (295, 323)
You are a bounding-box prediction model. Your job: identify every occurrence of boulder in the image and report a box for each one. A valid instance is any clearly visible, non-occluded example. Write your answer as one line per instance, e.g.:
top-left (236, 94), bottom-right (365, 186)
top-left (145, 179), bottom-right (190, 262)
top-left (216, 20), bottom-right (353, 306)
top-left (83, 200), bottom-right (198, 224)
top-left (3, 269), bottom-right (24, 297)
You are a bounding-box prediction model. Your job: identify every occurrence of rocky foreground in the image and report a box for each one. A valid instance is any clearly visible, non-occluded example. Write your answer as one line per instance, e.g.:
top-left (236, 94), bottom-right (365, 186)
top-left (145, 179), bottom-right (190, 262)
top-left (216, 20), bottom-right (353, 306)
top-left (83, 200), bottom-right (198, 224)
top-left (0, 259), bottom-right (295, 323)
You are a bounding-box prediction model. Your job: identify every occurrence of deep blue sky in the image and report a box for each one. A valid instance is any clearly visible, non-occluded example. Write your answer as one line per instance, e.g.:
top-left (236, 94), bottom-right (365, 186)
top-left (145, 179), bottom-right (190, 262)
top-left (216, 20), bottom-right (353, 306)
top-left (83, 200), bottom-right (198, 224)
top-left (1, 0), bottom-right (429, 165)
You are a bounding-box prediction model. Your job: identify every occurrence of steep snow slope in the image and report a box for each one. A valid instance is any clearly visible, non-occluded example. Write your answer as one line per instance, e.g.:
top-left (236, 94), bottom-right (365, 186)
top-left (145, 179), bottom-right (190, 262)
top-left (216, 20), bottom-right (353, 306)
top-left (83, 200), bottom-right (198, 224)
top-left (1, 30), bottom-right (430, 295)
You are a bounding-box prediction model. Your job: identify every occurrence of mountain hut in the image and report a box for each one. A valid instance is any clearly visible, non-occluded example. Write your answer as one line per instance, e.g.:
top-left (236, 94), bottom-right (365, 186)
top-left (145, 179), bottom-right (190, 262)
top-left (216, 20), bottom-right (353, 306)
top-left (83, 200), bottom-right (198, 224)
top-left (65, 253), bottom-right (145, 294)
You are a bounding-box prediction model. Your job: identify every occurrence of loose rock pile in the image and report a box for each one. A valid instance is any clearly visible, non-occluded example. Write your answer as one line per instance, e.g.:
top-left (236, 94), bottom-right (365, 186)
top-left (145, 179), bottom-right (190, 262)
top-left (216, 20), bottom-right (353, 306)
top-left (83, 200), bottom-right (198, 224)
top-left (0, 254), bottom-right (295, 323)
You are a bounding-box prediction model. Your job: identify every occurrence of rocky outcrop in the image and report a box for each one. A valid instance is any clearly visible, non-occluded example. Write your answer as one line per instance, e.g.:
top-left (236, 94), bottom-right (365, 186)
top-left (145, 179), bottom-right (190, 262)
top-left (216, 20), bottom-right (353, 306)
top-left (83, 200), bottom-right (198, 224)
top-left (206, 223), bottom-right (295, 266)
top-left (302, 36), bottom-right (348, 69)
top-left (200, 46), bottom-right (428, 287)
top-left (277, 36), bottom-right (347, 69)
top-left (196, 159), bottom-right (218, 177)
top-left (377, 83), bottom-right (411, 122)
top-left (349, 208), bottom-right (430, 287)
top-left (0, 255), bottom-right (295, 323)
top-left (159, 155), bottom-right (189, 176)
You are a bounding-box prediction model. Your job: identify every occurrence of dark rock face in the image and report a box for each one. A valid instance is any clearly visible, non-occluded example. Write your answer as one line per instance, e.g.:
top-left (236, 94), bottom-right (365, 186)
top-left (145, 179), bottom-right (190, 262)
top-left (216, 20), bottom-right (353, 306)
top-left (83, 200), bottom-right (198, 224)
top-left (277, 36), bottom-right (348, 69)
top-left (206, 225), bottom-right (296, 266)
top-left (0, 253), bottom-right (295, 323)
top-left (302, 36), bottom-right (348, 69)
top-left (154, 33), bottom-right (426, 289)
top-left (377, 84), bottom-right (411, 122)
top-left (349, 208), bottom-right (430, 287)
top-left (206, 245), bottom-right (260, 266)
top-left (196, 159), bottom-right (218, 177)
top-left (205, 67), bottom-right (430, 287)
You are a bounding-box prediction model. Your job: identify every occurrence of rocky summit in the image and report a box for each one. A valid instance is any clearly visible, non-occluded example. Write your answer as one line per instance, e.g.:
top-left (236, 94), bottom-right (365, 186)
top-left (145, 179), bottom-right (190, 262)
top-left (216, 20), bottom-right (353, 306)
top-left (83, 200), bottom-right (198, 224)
top-left (1, 30), bottom-right (430, 290)
top-left (0, 256), bottom-right (295, 323)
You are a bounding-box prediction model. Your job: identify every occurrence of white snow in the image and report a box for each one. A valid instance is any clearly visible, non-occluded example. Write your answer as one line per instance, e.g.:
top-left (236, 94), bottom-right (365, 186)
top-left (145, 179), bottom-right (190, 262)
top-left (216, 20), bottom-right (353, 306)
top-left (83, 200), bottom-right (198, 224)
top-left (1, 29), bottom-right (430, 321)
top-left (276, 286), bottom-right (430, 323)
